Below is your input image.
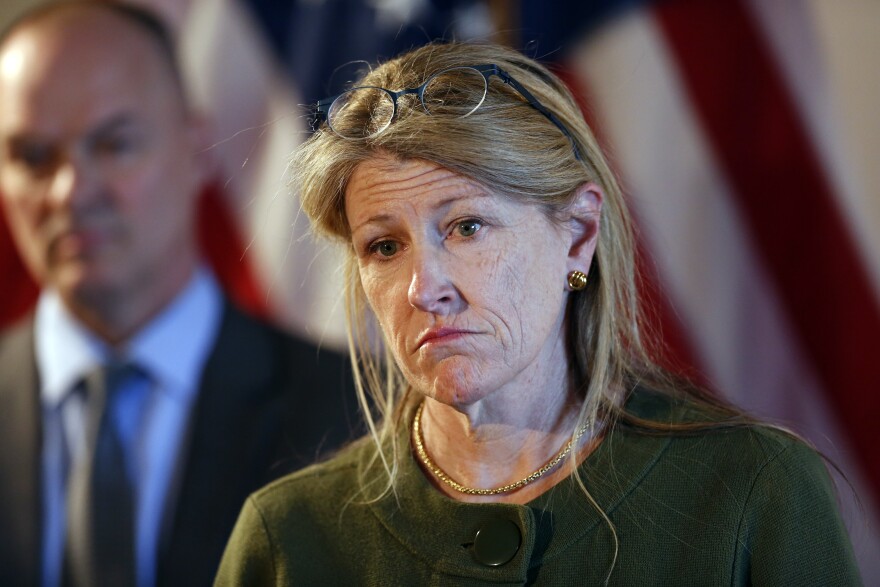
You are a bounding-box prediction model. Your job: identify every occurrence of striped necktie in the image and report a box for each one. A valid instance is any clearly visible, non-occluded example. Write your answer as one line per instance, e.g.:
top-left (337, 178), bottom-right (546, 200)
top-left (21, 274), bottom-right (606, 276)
top-left (65, 362), bottom-right (140, 587)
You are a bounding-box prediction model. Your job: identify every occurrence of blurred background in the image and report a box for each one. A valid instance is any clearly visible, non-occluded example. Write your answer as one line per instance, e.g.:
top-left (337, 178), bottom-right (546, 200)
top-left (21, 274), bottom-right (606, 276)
top-left (2, 0), bottom-right (878, 580)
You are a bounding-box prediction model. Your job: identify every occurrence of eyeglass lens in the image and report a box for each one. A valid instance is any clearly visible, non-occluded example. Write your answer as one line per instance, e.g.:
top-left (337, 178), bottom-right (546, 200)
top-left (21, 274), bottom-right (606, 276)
top-left (327, 87), bottom-right (396, 139)
top-left (327, 67), bottom-right (490, 140)
top-left (421, 67), bottom-right (488, 117)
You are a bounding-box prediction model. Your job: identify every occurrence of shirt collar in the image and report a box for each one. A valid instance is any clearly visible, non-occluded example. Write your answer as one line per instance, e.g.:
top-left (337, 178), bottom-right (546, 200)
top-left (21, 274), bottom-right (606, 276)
top-left (35, 292), bottom-right (103, 409)
top-left (36, 267), bottom-right (224, 408)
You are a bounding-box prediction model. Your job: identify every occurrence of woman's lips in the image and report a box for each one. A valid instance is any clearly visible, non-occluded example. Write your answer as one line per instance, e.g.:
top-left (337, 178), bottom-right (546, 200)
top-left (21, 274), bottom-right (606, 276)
top-left (416, 327), bottom-right (475, 350)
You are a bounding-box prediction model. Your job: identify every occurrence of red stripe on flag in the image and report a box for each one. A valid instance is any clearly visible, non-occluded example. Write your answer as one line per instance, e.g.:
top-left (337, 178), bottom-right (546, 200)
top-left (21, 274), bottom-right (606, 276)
top-left (654, 0), bottom-right (880, 492)
top-left (555, 65), bottom-right (710, 386)
top-left (0, 204), bottom-right (38, 327)
top-left (197, 182), bottom-right (271, 320)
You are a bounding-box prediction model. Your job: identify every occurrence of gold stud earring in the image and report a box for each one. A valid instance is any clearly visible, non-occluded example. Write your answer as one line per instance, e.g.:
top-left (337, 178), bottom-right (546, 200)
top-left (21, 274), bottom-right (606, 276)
top-left (567, 270), bottom-right (588, 291)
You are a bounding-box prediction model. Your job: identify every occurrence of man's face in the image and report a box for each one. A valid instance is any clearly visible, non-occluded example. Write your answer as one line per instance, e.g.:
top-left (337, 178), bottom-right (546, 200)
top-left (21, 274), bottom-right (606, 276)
top-left (0, 12), bottom-right (205, 309)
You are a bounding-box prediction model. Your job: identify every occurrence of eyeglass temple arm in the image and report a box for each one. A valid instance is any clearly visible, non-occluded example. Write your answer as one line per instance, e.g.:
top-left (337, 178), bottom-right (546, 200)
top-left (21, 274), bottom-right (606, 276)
top-left (495, 71), bottom-right (582, 161)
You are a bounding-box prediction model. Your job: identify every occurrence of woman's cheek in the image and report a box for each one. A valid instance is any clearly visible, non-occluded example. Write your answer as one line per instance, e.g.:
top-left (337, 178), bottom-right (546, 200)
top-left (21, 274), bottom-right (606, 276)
top-left (361, 269), bottom-right (391, 315)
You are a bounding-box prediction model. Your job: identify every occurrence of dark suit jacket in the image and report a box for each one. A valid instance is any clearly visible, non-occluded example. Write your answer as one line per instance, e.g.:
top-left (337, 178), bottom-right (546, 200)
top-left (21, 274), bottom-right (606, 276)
top-left (0, 301), bottom-right (356, 586)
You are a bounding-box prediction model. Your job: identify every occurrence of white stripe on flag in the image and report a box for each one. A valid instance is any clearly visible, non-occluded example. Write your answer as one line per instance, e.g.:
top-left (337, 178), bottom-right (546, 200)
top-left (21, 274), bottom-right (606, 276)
top-left (568, 7), bottom-right (880, 579)
top-left (180, 0), bottom-right (348, 349)
top-left (747, 0), bottom-right (880, 296)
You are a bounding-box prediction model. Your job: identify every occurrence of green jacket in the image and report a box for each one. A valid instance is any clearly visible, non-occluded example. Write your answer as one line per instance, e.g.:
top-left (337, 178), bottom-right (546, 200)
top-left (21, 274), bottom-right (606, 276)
top-left (216, 391), bottom-right (862, 585)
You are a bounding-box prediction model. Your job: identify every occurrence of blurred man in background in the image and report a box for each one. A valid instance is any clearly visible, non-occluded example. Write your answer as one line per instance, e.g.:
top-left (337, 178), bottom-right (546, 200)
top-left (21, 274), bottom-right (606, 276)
top-left (0, 3), bottom-right (353, 585)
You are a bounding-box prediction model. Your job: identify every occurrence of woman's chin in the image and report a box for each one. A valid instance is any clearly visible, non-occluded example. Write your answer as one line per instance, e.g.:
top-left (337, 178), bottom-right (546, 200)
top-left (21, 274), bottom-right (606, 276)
top-left (418, 362), bottom-right (498, 409)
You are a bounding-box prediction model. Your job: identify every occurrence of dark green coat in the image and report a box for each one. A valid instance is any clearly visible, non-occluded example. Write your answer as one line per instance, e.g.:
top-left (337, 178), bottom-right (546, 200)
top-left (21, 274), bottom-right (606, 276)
top-left (216, 391), bottom-right (862, 585)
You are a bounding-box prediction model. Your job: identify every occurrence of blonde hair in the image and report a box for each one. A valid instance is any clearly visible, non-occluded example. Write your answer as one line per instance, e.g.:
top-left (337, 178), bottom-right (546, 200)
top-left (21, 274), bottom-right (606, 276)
top-left (295, 41), bottom-right (745, 541)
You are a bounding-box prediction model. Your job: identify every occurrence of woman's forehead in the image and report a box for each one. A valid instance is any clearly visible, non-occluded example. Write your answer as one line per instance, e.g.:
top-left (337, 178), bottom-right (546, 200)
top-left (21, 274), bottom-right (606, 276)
top-left (345, 157), bottom-right (489, 227)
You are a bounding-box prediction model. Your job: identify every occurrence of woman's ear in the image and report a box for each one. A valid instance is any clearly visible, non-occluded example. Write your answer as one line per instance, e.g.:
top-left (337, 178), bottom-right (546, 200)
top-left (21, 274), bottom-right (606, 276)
top-left (566, 182), bottom-right (603, 273)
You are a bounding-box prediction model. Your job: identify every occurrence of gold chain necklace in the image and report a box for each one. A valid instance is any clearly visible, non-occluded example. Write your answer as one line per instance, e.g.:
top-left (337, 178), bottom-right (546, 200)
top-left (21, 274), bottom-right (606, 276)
top-left (411, 400), bottom-right (590, 496)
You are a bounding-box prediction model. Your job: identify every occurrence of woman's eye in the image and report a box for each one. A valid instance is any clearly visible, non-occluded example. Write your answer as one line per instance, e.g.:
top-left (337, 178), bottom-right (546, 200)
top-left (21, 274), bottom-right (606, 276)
top-left (371, 240), bottom-right (399, 257)
top-left (455, 220), bottom-right (482, 238)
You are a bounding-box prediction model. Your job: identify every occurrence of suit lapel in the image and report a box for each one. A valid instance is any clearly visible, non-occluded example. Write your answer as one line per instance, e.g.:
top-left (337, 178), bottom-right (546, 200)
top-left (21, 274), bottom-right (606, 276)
top-left (0, 320), bottom-right (42, 586)
top-left (157, 302), bottom-right (289, 586)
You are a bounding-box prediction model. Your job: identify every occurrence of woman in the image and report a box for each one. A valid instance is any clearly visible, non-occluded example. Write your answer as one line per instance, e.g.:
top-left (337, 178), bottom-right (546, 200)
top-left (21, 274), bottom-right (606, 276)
top-left (216, 42), bottom-right (861, 585)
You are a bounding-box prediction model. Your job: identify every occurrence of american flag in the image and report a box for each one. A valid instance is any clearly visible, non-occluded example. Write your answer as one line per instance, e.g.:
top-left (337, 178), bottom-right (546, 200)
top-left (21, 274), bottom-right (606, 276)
top-left (1, 0), bottom-right (877, 579)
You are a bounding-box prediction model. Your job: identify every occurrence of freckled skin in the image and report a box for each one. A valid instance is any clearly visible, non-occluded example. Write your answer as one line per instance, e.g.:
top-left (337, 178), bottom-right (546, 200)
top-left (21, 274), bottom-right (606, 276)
top-left (346, 155), bottom-right (577, 422)
top-left (347, 155), bottom-right (604, 500)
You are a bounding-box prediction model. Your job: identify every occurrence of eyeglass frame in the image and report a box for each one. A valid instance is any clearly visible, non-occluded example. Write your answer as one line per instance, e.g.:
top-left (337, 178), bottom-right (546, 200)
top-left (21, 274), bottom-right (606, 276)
top-left (312, 63), bottom-right (582, 160)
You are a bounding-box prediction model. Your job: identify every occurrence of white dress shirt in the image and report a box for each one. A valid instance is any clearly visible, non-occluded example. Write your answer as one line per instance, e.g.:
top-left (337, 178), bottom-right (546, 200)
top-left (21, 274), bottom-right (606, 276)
top-left (36, 267), bottom-right (222, 587)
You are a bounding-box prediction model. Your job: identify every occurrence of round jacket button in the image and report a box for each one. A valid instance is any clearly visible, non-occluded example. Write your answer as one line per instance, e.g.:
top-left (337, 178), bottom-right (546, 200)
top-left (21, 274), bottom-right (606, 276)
top-left (472, 519), bottom-right (521, 567)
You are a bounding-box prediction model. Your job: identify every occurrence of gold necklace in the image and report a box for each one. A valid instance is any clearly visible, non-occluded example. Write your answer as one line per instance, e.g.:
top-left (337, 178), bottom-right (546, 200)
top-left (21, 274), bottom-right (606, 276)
top-left (411, 400), bottom-right (590, 496)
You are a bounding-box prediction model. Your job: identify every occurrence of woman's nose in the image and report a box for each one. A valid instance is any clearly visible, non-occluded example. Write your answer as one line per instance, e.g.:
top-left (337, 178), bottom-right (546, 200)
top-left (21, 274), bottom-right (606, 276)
top-left (407, 248), bottom-right (459, 314)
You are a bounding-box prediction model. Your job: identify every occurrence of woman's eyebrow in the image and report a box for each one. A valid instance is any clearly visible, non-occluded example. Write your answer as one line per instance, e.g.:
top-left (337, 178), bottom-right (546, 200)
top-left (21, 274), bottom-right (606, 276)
top-left (350, 190), bottom-right (491, 234)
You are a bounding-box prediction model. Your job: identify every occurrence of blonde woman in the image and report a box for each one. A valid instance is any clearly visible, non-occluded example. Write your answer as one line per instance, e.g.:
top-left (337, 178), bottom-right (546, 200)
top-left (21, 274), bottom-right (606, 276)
top-left (216, 42), bottom-right (861, 585)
